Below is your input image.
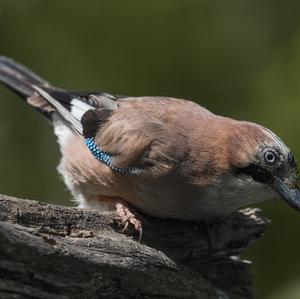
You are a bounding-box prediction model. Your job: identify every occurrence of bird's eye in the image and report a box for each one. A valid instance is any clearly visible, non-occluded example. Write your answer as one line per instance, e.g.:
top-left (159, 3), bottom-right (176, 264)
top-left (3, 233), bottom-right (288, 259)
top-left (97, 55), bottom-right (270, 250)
top-left (264, 150), bottom-right (277, 164)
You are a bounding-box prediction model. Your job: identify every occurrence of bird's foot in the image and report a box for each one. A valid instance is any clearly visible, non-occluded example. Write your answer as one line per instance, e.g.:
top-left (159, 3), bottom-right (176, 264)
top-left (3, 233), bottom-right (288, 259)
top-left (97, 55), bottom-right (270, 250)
top-left (88, 195), bottom-right (144, 241)
top-left (116, 201), bottom-right (143, 241)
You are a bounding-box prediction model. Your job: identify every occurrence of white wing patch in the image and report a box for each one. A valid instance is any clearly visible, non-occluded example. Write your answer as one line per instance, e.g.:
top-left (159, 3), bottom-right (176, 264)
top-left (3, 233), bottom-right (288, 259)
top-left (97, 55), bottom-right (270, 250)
top-left (33, 85), bottom-right (83, 134)
top-left (32, 86), bottom-right (96, 135)
top-left (71, 98), bottom-right (94, 120)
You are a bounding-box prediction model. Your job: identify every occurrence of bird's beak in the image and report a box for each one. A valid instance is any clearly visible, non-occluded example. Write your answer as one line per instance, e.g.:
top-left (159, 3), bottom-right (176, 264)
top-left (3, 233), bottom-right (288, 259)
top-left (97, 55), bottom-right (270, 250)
top-left (273, 177), bottom-right (300, 211)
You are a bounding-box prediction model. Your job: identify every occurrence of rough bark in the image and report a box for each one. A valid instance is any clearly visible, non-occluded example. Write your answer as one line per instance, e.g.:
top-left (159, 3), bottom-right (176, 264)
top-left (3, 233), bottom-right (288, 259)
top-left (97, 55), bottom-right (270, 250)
top-left (0, 194), bottom-right (270, 299)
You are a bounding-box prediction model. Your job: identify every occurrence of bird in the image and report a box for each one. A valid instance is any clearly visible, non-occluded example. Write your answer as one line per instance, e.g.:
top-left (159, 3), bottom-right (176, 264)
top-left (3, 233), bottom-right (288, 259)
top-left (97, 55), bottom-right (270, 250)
top-left (0, 55), bottom-right (299, 236)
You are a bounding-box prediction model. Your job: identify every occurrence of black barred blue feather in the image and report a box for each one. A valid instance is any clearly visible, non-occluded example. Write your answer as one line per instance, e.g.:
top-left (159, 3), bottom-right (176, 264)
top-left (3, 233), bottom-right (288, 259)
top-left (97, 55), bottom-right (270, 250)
top-left (85, 137), bottom-right (138, 174)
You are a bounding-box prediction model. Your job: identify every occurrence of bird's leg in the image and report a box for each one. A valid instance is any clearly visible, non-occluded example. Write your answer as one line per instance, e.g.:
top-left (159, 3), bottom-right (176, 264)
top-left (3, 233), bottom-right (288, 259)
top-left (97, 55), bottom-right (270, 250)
top-left (93, 195), bottom-right (143, 241)
top-left (116, 201), bottom-right (143, 242)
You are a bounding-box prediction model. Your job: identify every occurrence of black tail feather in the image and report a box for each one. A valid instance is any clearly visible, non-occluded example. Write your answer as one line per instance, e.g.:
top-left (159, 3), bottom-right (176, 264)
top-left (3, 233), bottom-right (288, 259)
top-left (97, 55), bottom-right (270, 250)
top-left (0, 56), bottom-right (49, 98)
top-left (0, 56), bottom-right (119, 132)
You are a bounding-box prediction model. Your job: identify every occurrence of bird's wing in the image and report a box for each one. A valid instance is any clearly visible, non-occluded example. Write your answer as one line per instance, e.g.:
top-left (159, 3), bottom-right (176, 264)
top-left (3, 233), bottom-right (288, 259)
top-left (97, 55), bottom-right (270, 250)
top-left (32, 86), bottom-right (120, 135)
top-left (0, 55), bottom-right (120, 130)
top-left (0, 56), bottom-right (179, 171)
top-left (30, 86), bottom-right (162, 170)
top-left (88, 97), bottom-right (193, 170)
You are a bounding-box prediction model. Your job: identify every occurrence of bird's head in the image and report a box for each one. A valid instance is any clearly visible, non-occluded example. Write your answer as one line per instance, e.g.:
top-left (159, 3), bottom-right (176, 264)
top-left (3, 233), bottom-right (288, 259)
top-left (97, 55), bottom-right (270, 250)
top-left (230, 122), bottom-right (299, 211)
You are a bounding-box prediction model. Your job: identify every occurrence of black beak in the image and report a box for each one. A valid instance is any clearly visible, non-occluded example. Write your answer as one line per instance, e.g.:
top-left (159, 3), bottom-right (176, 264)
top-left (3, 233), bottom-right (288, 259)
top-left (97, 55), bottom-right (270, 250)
top-left (273, 177), bottom-right (300, 211)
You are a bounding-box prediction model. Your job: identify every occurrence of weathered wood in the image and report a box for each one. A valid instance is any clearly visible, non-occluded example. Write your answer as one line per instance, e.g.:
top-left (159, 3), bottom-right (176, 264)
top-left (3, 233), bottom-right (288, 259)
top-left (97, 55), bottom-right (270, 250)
top-left (0, 194), bottom-right (269, 299)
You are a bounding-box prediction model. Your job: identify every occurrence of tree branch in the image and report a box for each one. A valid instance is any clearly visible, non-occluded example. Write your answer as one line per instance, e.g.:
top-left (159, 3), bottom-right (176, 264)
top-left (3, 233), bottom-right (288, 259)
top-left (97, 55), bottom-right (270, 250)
top-left (0, 194), bottom-right (269, 298)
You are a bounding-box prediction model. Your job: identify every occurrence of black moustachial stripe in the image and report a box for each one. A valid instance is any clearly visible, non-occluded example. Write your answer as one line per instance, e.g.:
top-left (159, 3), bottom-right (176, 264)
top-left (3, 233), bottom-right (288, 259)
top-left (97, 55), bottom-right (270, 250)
top-left (235, 164), bottom-right (274, 185)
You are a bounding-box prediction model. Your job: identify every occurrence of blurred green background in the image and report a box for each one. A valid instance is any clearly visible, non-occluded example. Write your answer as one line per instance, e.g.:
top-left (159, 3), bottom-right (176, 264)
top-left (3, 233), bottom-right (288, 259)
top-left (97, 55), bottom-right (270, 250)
top-left (0, 1), bottom-right (300, 298)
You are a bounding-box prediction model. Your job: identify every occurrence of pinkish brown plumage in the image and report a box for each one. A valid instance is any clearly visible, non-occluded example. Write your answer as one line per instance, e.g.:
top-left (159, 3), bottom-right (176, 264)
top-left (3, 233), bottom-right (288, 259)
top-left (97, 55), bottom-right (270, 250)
top-left (0, 56), bottom-right (299, 228)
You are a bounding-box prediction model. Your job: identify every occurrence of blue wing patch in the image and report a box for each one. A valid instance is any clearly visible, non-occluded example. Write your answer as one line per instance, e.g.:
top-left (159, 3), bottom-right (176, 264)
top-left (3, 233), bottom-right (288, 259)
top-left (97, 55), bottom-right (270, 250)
top-left (85, 137), bottom-right (139, 174)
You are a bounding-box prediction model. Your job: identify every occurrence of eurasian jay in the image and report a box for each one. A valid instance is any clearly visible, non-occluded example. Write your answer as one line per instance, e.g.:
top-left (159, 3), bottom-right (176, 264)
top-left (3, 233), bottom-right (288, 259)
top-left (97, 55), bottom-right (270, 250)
top-left (0, 56), bottom-right (299, 235)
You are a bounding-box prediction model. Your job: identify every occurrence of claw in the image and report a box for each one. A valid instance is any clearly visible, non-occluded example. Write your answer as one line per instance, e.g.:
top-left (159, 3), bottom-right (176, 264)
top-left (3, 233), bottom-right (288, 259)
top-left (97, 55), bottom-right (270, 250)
top-left (121, 221), bottom-right (129, 233)
top-left (116, 202), bottom-right (143, 241)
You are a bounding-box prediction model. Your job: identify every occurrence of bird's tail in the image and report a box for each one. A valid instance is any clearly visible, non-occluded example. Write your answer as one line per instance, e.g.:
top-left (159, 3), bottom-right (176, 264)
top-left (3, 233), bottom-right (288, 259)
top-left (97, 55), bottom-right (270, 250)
top-left (0, 56), bottom-right (50, 98)
top-left (0, 56), bottom-right (117, 135)
top-left (0, 55), bottom-right (58, 118)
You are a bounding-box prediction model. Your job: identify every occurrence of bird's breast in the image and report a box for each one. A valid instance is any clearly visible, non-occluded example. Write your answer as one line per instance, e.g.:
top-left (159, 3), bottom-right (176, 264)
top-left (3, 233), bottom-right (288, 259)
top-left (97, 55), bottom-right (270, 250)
top-left (126, 174), bottom-right (277, 220)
